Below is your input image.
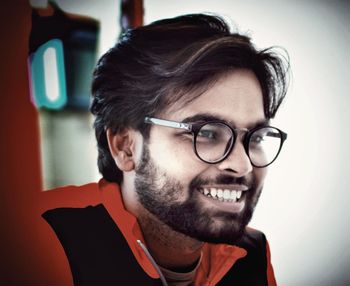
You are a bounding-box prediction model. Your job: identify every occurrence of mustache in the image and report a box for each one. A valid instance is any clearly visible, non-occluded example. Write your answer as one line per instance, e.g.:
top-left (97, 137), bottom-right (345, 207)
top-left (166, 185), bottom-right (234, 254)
top-left (189, 174), bottom-right (253, 190)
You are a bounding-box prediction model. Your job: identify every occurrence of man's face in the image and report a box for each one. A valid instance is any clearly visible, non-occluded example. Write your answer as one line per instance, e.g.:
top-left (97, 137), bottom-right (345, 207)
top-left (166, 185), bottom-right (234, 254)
top-left (134, 69), bottom-right (267, 244)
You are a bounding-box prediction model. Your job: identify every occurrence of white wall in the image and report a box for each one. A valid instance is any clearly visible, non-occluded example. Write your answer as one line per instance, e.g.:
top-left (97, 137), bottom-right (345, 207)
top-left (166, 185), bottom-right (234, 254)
top-left (32, 0), bottom-right (350, 284)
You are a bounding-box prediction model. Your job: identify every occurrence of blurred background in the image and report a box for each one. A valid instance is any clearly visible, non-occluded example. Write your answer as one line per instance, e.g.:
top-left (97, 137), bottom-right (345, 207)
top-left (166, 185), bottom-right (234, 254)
top-left (3, 0), bottom-right (350, 285)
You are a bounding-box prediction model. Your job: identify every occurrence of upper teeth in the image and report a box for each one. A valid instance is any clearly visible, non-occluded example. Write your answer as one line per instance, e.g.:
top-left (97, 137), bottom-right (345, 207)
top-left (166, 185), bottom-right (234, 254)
top-left (200, 188), bottom-right (243, 202)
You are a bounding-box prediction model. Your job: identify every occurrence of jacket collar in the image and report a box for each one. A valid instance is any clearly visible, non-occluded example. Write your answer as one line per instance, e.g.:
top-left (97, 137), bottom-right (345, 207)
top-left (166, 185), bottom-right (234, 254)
top-left (98, 179), bottom-right (247, 284)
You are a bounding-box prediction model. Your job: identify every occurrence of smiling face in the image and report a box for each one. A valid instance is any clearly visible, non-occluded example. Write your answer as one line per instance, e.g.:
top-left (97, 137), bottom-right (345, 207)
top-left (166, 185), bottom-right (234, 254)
top-left (134, 69), bottom-right (267, 244)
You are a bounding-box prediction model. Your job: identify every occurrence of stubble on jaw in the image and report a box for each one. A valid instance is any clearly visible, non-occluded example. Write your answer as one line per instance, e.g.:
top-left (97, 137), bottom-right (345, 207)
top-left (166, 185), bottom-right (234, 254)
top-left (134, 143), bottom-right (264, 246)
top-left (137, 205), bottom-right (204, 253)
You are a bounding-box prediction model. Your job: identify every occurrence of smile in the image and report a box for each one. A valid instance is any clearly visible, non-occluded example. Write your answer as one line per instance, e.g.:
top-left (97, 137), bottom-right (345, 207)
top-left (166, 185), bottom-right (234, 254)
top-left (197, 187), bottom-right (244, 203)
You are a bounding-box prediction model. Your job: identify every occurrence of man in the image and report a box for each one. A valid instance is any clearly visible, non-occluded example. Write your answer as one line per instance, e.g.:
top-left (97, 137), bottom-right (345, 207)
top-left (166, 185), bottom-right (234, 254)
top-left (43, 14), bottom-right (289, 286)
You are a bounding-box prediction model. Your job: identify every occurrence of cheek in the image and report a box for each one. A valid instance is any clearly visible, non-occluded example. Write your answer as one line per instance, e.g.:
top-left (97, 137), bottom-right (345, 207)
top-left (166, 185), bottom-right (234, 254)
top-left (253, 167), bottom-right (268, 188)
top-left (148, 130), bottom-right (207, 182)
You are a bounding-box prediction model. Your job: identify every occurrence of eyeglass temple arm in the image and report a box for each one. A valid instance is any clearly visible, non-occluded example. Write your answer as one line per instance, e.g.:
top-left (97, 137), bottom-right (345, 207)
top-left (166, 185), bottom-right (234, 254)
top-left (266, 131), bottom-right (288, 140)
top-left (144, 117), bottom-right (192, 131)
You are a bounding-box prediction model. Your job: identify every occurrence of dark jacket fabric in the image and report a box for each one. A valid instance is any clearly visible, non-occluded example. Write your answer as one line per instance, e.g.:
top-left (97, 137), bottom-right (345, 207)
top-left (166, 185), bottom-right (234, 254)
top-left (42, 181), bottom-right (276, 286)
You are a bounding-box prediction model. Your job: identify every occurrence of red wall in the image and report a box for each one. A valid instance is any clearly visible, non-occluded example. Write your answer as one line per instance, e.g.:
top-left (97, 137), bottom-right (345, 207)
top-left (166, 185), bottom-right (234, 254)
top-left (0, 2), bottom-right (72, 285)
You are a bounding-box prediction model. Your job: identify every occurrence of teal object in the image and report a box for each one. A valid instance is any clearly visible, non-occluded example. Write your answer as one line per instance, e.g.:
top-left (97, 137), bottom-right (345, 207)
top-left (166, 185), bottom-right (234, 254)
top-left (30, 39), bottom-right (67, 109)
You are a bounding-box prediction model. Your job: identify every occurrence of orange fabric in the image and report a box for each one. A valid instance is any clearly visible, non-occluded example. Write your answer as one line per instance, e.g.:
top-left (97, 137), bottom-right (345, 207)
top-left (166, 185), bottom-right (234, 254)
top-left (99, 179), bottom-right (160, 278)
top-left (194, 243), bottom-right (247, 285)
top-left (99, 179), bottom-right (248, 285)
top-left (35, 182), bottom-right (107, 286)
top-left (41, 180), bottom-right (277, 285)
top-left (266, 240), bottom-right (277, 286)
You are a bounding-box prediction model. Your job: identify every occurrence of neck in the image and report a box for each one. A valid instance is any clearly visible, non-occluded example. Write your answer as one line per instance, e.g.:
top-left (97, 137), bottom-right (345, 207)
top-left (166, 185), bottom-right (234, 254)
top-left (137, 207), bottom-right (203, 271)
top-left (120, 179), bottom-right (203, 271)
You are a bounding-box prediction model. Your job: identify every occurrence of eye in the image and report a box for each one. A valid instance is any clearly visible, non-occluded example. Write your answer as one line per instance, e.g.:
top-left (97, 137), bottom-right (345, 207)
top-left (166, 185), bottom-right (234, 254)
top-left (251, 134), bottom-right (265, 144)
top-left (177, 131), bottom-right (193, 142)
top-left (196, 123), bottom-right (232, 144)
top-left (197, 129), bottom-right (217, 140)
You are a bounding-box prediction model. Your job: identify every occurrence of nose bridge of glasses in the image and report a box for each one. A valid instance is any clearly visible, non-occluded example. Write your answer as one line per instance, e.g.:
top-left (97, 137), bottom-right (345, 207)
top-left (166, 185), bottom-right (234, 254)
top-left (222, 127), bottom-right (250, 159)
top-left (228, 127), bottom-right (254, 169)
top-left (221, 130), bottom-right (253, 174)
top-left (231, 128), bottom-right (249, 148)
top-left (234, 127), bottom-right (249, 138)
top-left (233, 128), bottom-right (250, 153)
top-left (213, 125), bottom-right (249, 157)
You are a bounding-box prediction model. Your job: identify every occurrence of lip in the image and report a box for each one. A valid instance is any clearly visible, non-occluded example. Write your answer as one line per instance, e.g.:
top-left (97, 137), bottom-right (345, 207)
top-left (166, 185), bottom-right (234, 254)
top-left (200, 185), bottom-right (249, 191)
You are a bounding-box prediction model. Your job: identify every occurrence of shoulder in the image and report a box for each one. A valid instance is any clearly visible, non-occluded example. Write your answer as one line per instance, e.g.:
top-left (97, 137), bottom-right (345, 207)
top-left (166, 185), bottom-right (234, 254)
top-left (39, 180), bottom-right (115, 212)
top-left (43, 204), bottom-right (107, 227)
top-left (237, 227), bottom-right (267, 246)
top-left (218, 228), bottom-right (270, 285)
top-left (42, 204), bottom-right (115, 248)
top-left (41, 179), bottom-right (123, 245)
top-left (235, 227), bottom-right (267, 257)
top-left (42, 204), bottom-right (126, 269)
top-left (41, 205), bottom-right (160, 285)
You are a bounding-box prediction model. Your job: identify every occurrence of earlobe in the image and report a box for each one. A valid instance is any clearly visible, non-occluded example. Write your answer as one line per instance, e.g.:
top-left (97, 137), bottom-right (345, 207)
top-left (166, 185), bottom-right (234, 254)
top-left (106, 128), bottom-right (136, 172)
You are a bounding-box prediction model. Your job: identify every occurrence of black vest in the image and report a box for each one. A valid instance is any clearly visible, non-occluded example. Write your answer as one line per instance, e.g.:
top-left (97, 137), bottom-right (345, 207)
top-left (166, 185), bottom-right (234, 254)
top-left (43, 205), bottom-right (268, 286)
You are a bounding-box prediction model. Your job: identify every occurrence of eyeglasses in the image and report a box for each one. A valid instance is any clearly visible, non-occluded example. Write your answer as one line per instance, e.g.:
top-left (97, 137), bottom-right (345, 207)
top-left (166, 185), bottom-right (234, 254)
top-left (144, 117), bottom-right (287, 168)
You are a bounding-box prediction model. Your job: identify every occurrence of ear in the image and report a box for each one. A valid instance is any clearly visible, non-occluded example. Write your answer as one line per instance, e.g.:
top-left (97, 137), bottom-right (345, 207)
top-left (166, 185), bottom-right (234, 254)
top-left (106, 128), bottom-right (138, 172)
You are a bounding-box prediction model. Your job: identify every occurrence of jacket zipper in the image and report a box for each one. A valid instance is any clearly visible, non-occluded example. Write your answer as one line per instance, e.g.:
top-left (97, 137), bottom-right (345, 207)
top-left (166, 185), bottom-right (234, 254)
top-left (137, 239), bottom-right (169, 286)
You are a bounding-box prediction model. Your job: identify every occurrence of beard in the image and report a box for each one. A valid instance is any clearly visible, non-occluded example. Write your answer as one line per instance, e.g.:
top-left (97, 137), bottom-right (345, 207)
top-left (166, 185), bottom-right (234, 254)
top-left (134, 143), bottom-right (263, 245)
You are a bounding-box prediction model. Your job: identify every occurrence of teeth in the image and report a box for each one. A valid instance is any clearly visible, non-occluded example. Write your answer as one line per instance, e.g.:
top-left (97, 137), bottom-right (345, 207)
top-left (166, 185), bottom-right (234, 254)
top-left (223, 189), bottom-right (231, 200)
top-left (199, 187), bottom-right (244, 203)
top-left (217, 189), bottom-right (223, 199)
top-left (230, 190), bottom-right (237, 201)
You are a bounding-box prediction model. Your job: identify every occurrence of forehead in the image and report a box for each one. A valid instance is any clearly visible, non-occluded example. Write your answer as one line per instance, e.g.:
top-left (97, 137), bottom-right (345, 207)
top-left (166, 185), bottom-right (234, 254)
top-left (164, 69), bottom-right (265, 128)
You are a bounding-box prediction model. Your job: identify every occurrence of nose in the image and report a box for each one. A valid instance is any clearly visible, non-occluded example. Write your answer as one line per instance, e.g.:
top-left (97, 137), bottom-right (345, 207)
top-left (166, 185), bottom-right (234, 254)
top-left (217, 139), bottom-right (253, 177)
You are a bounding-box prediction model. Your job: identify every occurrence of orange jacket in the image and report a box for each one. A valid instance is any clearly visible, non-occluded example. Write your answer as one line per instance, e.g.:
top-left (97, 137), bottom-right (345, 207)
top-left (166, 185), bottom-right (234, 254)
top-left (43, 179), bottom-right (277, 285)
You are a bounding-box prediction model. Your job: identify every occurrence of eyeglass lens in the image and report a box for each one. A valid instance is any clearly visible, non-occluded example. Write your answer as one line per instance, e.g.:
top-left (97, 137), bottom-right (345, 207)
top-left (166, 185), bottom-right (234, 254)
top-left (195, 123), bottom-right (282, 167)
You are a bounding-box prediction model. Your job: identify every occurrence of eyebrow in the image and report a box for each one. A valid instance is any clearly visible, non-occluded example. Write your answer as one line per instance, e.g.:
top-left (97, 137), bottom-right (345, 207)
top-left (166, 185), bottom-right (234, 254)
top-left (181, 113), bottom-right (269, 129)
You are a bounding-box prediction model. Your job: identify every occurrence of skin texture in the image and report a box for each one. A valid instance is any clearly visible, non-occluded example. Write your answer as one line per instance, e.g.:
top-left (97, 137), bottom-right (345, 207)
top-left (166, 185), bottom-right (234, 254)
top-left (108, 69), bottom-right (268, 271)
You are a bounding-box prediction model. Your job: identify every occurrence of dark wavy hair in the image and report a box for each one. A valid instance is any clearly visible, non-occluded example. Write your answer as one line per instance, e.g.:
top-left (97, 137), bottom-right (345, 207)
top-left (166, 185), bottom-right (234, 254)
top-left (90, 13), bottom-right (289, 183)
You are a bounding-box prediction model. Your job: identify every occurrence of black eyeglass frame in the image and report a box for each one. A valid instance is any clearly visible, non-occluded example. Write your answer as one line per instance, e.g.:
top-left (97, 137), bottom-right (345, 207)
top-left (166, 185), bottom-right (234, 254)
top-left (144, 117), bottom-right (287, 168)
